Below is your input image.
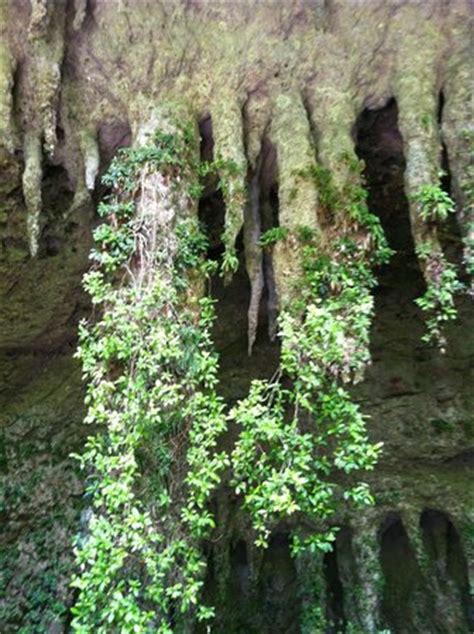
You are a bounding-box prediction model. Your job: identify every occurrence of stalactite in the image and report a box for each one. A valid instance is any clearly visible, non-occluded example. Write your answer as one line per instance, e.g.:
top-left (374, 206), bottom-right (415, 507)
top-left (0, 5), bottom-right (14, 154)
top-left (22, 132), bottom-right (43, 257)
top-left (80, 129), bottom-right (99, 192)
top-left (73, 0), bottom-right (88, 31)
top-left (210, 91), bottom-right (247, 268)
top-left (308, 38), bottom-right (358, 194)
top-left (394, 22), bottom-right (446, 277)
top-left (350, 514), bottom-right (384, 633)
top-left (442, 51), bottom-right (474, 291)
top-left (25, 0), bottom-right (66, 157)
top-left (270, 92), bottom-right (321, 309)
top-left (243, 156), bottom-right (263, 354)
top-left (261, 197), bottom-right (279, 342)
top-left (28, 0), bottom-right (50, 38)
top-left (243, 90), bottom-right (271, 171)
top-left (17, 1), bottom-right (67, 253)
top-left (400, 508), bottom-right (430, 575)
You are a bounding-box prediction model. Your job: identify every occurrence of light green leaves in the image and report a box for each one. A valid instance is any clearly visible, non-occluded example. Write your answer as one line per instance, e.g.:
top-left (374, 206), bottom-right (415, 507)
top-left (412, 183), bottom-right (455, 223)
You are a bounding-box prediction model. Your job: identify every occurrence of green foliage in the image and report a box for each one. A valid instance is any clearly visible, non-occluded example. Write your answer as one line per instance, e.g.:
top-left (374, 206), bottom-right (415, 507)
top-left (71, 124), bottom-right (228, 632)
top-left (300, 158), bottom-right (394, 267)
top-left (220, 236), bottom-right (240, 275)
top-left (231, 161), bottom-right (387, 553)
top-left (420, 113), bottom-right (432, 131)
top-left (412, 183), bottom-right (455, 223)
top-left (259, 226), bottom-right (289, 247)
top-left (213, 157), bottom-right (246, 279)
top-left (415, 245), bottom-right (464, 349)
top-left (411, 183), bottom-right (464, 349)
top-left (74, 133), bottom-right (389, 629)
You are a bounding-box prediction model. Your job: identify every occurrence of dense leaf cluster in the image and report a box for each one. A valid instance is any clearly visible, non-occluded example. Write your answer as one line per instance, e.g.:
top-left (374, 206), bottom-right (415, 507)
top-left (412, 183), bottom-right (464, 348)
top-left (231, 160), bottom-right (390, 553)
top-left (73, 133), bottom-right (390, 631)
top-left (71, 124), bottom-right (228, 632)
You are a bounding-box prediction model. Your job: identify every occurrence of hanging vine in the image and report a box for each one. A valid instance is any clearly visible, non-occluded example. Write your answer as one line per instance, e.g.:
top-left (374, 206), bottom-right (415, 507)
top-left (73, 128), bottom-right (392, 630)
top-left (411, 183), bottom-right (465, 349)
top-left (71, 122), bottom-right (229, 633)
top-left (231, 159), bottom-right (392, 553)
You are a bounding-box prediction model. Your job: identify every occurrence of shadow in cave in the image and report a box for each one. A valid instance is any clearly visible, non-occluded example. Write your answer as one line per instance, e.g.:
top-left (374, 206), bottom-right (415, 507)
top-left (354, 98), bottom-right (425, 299)
top-left (420, 509), bottom-right (473, 630)
top-left (258, 533), bottom-right (300, 634)
top-left (436, 92), bottom-right (465, 273)
top-left (379, 512), bottom-right (430, 632)
top-left (197, 116), bottom-right (280, 403)
top-left (323, 543), bottom-right (345, 632)
top-left (353, 98), bottom-right (430, 400)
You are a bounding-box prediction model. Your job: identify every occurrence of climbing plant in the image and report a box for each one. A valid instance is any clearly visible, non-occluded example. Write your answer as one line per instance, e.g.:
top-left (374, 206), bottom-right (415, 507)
top-left (73, 127), bottom-right (391, 631)
top-left (71, 122), bottom-right (229, 632)
top-left (231, 160), bottom-right (391, 553)
top-left (412, 183), bottom-right (465, 349)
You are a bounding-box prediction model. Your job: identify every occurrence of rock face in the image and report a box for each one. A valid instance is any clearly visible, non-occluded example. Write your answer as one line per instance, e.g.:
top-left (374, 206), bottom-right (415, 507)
top-left (0, 1), bottom-right (472, 632)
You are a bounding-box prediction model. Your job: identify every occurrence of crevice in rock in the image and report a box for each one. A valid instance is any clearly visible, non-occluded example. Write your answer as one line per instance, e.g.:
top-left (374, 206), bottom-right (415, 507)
top-left (258, 532), bottom-right (300, 634)
top-left (420, 509), bottom-right (472, 629)
top-left (198, 113), bottom-right (214, 163)
top-left (258, 136), bottom-right (279, 343)
top-left (355, 98), bottom-right (425, 297)
top-left (97, 119), bottom-right (132, 183)
top-left (323, 546), bottom-right (345, 631)
top-left (40, 162), bottom-right (75, 257)
top-left (379, 512), bottom-right (427, 632)
top-left (438, 131), bottom-right (464, 270)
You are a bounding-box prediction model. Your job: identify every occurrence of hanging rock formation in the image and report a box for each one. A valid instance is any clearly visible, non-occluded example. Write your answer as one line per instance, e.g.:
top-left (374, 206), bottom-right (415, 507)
top-left (0, 1), bottom-right (472, 632)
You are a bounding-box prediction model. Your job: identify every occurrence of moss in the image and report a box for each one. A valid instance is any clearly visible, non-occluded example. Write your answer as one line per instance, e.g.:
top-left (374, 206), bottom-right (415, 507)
top-left (270, 92), bottom-right (321, 308)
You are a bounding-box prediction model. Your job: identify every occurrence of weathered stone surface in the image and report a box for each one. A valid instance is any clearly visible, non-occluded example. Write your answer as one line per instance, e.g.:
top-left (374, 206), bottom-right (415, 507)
top-left (0, 1), bottom-right (472, 632)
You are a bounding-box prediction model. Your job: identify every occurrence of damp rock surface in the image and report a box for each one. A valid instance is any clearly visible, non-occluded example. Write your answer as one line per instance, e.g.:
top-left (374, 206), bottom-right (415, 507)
top-left (0, 1), bottom-right (472, 632)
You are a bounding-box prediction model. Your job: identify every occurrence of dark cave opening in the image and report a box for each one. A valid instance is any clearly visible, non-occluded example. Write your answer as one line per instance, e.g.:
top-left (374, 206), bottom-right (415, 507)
top-left (40, 162), bottom-right (75, 258)
top-left (354, 98), bottom-right (425, 297)
top-left (323, 546), bottom-right (345, 632)
top-left (379, 512), bottom-right (427, 632)
top-left (259, 532), bottom-right (300, 634)
top-left (229, 539), bottom-right (251, 596)
top-left (353, 97), bottom-right (431, 398)
top-left (197, 118), bottom-right (279, 401)
top-left (420, 509), bottom-right (473, 628)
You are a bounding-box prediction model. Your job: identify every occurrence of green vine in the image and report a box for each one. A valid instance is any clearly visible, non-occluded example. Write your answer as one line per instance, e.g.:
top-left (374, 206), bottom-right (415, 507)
top-left (415, 242), bottom-right (464, 349)
top-left (412, 184), bottom-right (465, 349)
top-left (73, 135), bottom-right (392, 630)
top-left (71, 123), bottom-right (228, 632)
top-left (231, 159), bottom-right (391, 553)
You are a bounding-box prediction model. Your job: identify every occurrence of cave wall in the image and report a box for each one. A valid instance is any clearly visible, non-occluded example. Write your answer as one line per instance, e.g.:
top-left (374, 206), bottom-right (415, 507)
top-left (0, 1), bottom-right (472, 632)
